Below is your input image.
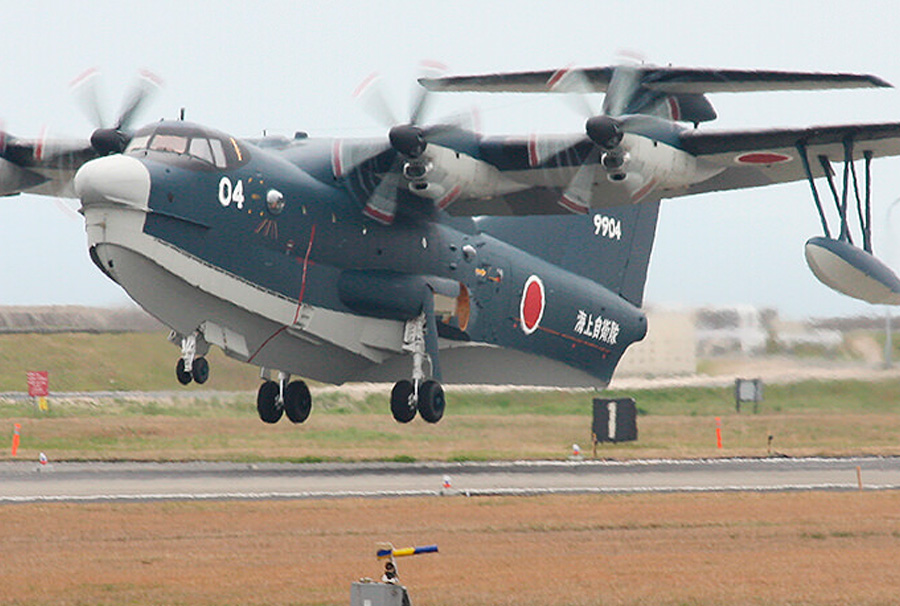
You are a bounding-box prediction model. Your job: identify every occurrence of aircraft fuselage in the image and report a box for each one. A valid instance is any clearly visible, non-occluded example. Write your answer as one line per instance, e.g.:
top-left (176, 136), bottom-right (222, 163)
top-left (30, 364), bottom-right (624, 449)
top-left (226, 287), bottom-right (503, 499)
top-left (75, 121), bottom-right (647, 388)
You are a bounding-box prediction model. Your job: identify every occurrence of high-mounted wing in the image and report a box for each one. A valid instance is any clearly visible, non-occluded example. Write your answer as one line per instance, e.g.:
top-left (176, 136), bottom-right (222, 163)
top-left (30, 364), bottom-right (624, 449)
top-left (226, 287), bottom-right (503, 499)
top-left (420, 66), bottom-right (891, 95)
top-left (675, 122), bottom-right (900, 197)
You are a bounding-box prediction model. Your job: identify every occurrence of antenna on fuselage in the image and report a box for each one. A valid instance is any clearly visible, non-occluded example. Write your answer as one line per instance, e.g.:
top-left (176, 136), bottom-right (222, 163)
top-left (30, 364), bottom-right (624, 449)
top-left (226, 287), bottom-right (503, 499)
top-left (179, 107), bottom-right (185, 121)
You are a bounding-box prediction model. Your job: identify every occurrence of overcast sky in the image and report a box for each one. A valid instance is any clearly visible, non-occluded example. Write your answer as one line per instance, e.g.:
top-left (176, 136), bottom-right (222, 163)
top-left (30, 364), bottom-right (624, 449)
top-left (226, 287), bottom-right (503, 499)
top-left (3, 1), bottom-right (900, 319)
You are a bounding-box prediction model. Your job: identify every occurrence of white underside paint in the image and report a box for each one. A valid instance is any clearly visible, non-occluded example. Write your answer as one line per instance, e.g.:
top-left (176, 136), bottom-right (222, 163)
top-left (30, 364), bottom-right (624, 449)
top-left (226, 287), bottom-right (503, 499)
top-left (81, 203), bottom-right (605, 387)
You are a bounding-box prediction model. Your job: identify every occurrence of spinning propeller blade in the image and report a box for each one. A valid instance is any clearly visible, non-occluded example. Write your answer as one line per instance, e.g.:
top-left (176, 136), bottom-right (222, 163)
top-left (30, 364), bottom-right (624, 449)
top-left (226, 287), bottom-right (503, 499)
top-left (70, 68), bottom-right (108, 130)
top-left (71, 68), bottom-right (162, 156)
top-left (349, 62), bottom-right (467, 224)
top-left (115, 69), bottom-right (163, 131)
top-left (556, 59), bottom-right (656, 212)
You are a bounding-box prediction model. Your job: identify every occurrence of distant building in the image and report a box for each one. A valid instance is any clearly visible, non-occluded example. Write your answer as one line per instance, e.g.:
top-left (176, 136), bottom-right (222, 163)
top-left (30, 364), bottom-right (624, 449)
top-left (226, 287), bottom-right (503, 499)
top-left (695, 305), bottom-right (771, 356)
top-left (0, 306), bottom-right (163, 334)
top-left (616, 307), bottom-right (696, 376)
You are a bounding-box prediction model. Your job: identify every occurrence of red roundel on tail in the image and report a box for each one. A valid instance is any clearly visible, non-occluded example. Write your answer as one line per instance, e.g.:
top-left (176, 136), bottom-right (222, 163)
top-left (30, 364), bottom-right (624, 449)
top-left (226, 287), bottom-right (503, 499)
top-left (520, 275), bottom-right (545, 335)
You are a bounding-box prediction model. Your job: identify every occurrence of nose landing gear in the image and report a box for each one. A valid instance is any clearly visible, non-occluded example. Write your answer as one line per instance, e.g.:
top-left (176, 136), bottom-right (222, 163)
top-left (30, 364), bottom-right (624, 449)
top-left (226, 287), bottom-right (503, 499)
top-left (172, 331), bottom-right (211, 386)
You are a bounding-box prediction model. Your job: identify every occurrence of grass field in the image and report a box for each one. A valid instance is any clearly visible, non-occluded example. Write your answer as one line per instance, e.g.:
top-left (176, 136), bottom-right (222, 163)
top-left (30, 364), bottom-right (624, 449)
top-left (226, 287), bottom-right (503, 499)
top-left (2, 492), bottom-right (899, 606)
top-left (0, 331), bottom-right (261, 392)
top-left (3, 333), bottom-right (900, 605)
top-left (1, 377), bottom-right (899, 462)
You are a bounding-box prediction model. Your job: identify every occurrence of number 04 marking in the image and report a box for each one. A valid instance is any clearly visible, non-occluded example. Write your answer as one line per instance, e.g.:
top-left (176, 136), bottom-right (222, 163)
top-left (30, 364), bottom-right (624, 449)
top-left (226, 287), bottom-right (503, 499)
top-left (218, 177), bottom-right (245, 209)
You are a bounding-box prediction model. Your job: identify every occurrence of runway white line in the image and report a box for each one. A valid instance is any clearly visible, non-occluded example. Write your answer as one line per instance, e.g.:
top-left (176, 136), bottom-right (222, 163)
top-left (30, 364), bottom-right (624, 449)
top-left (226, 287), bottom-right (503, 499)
top-left (3, 483), bottom-right (900, 505)
top-left (2, 457), bottom-right (898, 504)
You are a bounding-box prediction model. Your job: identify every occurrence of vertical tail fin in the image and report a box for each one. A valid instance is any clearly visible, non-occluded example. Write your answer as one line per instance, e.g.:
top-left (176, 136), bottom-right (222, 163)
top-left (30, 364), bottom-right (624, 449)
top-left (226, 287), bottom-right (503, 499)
top-left (475, 201), bottom-right (661, 307)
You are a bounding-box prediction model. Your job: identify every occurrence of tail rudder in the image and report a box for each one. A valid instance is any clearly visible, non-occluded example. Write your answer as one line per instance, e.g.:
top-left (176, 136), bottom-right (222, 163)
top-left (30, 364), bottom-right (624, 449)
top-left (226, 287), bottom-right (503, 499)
top-left (475, 200), bottom-right (661, 307)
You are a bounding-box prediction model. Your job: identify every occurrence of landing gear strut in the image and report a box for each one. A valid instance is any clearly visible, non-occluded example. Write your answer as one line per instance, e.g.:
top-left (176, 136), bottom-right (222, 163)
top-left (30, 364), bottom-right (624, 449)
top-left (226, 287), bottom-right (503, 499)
top-left (173, 331), bottom-right (210, 386)
top-left (390, 309), bottom-right (445, 424)
top-left (257, 370), bottom-right (312, 424)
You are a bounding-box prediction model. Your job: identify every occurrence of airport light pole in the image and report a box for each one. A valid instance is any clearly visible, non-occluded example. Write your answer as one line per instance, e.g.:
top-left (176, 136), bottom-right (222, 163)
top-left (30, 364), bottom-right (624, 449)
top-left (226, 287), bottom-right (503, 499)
top-left (883, 198), bottom-right (900, 368)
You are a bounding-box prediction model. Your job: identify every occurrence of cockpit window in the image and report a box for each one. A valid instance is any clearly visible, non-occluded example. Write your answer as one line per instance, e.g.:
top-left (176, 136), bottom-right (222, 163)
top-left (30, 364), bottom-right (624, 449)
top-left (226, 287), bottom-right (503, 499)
top-left (125, 121), bottom-right (249, 171)
top-left (189, 137), bottom-right (214, 164)
top-left (151, 134), bottom-right (188, 154)
top-left (209, 139), bottom-right (226, 168)
top-left (128, 134), bottom-right (151, 151)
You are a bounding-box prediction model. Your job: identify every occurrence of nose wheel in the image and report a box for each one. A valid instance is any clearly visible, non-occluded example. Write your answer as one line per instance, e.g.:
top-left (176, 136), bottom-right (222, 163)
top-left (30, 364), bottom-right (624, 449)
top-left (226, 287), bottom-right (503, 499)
top-left (173, 332), bottom-right (211, 386)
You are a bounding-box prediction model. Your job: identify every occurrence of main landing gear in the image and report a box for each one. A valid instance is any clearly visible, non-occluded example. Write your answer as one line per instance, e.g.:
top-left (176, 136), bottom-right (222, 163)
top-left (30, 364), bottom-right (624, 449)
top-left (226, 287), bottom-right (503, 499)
top-left (390, 378), bottom-right (445, 424)
top-left (256, 370), bottom-right (312, 424)
top-left (389, 311), bottom-right (445, 424)
top-left (172, 332), bottom-right (211, 386)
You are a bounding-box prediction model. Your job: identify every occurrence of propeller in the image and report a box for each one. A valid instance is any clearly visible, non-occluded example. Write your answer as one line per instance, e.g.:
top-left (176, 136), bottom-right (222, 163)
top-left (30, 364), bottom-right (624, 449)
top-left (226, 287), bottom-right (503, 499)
top-left (552, 61), bottom-right (654, 213)
top-left (344, 62), bottom-right (471, 224)
top-left (70, 68), bottom-right (162, 156)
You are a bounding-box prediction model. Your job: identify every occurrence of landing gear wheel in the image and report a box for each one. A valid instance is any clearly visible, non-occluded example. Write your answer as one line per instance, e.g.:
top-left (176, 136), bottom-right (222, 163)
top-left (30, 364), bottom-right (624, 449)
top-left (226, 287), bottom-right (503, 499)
top-left (176, 358), bottom-right (192, 385)
top-left (256, 380), bottom-right (283, 423)
top-left (390, 380), bottom-right (417, 423)
top-left (191, 357), bottom-right (210, 384)
top-left (418, 380), bottom-right (445, 424)
top-left (283, 380), bottom-right (312, 424)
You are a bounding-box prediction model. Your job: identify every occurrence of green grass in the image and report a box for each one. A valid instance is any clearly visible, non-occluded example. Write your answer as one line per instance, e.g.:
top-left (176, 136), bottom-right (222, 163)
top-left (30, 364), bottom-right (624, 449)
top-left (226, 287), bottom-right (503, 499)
top-left (0, 331), bottom-right (261, 392)
top-left (2, 377), bottom-right (899, 420)
top-left (1, 331), bottom-right (899, 462)
top-left (0, 378), bottom-right (898, 463)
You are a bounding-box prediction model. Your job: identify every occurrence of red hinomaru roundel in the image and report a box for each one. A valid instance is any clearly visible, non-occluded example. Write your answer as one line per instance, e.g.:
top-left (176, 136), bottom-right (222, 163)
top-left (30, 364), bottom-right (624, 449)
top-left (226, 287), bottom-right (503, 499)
top-left (519, 275), bottom-right (545, 335)
top-left (735, 152), bottom-right (792, 165)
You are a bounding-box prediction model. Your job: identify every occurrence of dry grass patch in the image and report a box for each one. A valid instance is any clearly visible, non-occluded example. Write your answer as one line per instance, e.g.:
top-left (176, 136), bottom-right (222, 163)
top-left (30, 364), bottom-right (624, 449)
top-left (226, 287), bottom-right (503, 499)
top-left (1, 492), bottom-right (899, 606)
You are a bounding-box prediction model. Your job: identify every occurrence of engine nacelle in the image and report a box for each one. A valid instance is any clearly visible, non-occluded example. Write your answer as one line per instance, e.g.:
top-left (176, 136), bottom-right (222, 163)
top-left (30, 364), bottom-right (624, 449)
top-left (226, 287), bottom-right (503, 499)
top-left (403, 144), bottom-right (528, 208)
top-left (589, 134), bottom-right (722, 206)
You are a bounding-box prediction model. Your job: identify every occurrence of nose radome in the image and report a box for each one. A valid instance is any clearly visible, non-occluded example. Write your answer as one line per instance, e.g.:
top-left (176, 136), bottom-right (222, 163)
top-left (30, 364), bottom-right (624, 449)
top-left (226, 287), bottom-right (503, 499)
top-left (74, 155), bottom-right (151, 209)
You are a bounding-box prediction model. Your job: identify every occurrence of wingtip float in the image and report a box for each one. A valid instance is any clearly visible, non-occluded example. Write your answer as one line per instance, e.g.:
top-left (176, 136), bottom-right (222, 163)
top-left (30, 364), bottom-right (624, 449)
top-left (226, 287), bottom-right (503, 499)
top-left (805, 237), bottom-right (900, 305)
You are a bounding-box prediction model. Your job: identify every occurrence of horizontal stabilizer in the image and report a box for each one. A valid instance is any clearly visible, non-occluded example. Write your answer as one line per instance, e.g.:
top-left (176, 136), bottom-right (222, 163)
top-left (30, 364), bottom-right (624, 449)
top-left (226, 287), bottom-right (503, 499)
top-left (805, 237), bottom-right (900, 305)
top-left (420, 66), bottom-right (891, 95)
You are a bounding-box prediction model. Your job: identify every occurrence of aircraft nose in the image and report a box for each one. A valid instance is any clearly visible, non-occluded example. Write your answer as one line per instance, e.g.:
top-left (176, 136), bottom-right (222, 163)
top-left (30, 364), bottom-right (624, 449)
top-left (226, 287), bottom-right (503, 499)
top-left (74, 154), bottom-right (151, 210)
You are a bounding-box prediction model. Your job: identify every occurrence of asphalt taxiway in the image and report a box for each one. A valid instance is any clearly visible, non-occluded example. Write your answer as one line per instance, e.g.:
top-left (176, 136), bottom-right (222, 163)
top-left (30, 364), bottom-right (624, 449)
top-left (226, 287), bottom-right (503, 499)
top-left (1, 456), bottom-right (899, 503)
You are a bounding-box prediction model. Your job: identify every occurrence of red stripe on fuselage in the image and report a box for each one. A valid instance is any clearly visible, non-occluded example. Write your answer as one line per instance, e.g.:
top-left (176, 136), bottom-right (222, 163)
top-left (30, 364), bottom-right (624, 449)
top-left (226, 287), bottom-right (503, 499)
top-left (558, 194), bottom-right (588, 214)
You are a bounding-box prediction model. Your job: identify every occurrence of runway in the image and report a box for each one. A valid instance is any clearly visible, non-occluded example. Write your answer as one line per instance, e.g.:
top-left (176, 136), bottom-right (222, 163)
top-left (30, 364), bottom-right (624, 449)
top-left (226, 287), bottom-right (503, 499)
top-left (1, 456), bottom-right (899, 503)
